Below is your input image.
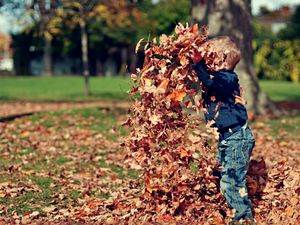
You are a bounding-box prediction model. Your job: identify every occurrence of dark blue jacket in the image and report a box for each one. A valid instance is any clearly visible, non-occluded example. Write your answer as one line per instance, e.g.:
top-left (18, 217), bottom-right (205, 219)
top-left (193, 61), bottom-right (248, 140)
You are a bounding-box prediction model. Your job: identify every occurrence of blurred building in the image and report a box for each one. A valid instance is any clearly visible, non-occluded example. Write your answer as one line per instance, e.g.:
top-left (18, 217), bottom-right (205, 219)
top-left (255, 6), bottom-right (294, 33)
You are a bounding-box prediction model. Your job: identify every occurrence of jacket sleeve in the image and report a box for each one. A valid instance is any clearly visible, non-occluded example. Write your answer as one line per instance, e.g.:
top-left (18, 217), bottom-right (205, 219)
top-left (192, 61), bottom-right (214, 87)
top-left (192, 61), bottom-right (238, 92)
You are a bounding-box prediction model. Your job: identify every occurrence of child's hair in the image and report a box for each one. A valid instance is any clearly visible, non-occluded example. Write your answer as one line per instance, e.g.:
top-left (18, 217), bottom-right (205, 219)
top-left (206, 36), bottom-right (241, 70)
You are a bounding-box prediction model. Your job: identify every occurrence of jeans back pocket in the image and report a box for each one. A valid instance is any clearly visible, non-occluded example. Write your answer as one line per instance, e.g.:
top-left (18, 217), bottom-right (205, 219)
top-left (234, 140), bottom-right (252, 168)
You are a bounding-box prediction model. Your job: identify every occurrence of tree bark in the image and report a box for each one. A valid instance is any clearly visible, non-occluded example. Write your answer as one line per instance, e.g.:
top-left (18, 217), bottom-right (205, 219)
top-left (129, 46), bottom-right (138, 73)
top-left (36, 0), bottom-right (53, 76)
top-left (43, 36), bottom-right (52, 76)
top-left (96, 58), bottom-right (104, 76)
top-left (119, 46), bottom-right (128, 75)
top-left (190, 0), bottom-right (281, 116)
top-left (80, 20), bottom-right (91, 96)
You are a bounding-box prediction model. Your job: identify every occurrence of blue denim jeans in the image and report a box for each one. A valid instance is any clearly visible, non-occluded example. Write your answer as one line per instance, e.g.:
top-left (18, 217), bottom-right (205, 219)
top-left (216, 123), bottom-right (255, 221)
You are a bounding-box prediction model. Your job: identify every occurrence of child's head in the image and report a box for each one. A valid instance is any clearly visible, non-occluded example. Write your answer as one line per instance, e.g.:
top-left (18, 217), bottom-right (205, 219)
top-left (203, 36), bottom-right (241, 71)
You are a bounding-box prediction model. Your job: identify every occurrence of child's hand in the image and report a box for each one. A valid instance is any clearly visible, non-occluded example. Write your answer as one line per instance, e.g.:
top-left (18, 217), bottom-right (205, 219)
top-left (192, 60), bottom-right (207, 72)
top-left (192, 60), bottom-right (209, 82)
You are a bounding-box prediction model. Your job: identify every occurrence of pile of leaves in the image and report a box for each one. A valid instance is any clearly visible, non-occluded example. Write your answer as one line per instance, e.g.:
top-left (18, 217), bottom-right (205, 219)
top-left (114, 24), bottom-right (300, 224)
top-left (119, 23), bottom-right (228, 223)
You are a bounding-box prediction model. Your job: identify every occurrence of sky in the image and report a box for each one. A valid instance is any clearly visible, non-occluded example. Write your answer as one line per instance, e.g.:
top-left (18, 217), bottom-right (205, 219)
top-left (0, 0), bottom-right (299, 34)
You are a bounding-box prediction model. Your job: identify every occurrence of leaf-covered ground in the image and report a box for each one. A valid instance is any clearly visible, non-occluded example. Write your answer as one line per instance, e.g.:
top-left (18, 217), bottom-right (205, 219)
top-left (0, 108), bottom-right (299, 224)
top-left (0, 108), bottom-right (135, 224)
top-left (0, 101), bottom-right (130, 118)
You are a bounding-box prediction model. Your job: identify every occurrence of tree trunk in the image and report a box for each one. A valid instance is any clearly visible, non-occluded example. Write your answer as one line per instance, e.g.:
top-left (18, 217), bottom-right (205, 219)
top-left (190, 0), bottom-right (281, 116)
top-left (36, 0), bottom-right (53, 76)
top-left (80, 20), bottom-right (91, 96)
top-left (119, 46), bottom-right (128, 75)
top-left (96, 58), bottom-right (104, 76)
top-left (43, 36), bottom-right (52, 76)
top-left (129, 46), bottom-right (138, 73)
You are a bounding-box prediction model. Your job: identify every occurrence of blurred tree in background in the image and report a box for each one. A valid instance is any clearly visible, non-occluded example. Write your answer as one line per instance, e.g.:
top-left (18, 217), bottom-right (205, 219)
top-left (145, 0), bottom-right (189, 35)
top-left (1, 0), bottom-right (60, 76)
top-left (1, 1), bottom-right (299, 90)
top-left (51, 0), bottom-right (103, 96)
top-left (278, 6), bottom-right (300, 40)
top-left (253, 6), bottom-right (300, 83)
top-left (1, 0), bottom-right (190, 78)
top-left (89, 0), bottom-right (149, 75)
top-left (34, 0), bottom-right (60, 77)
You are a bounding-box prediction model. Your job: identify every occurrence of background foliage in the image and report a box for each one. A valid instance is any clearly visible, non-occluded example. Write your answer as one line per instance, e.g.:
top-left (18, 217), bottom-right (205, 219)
top-left (253, 6), bottom-right (300, 82)
top-left (1, 1), bottom-right (300, 82)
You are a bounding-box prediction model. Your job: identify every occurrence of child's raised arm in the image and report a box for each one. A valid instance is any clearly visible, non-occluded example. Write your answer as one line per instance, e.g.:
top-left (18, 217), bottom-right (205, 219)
top-left (192, 61), bottom-right (239, 94)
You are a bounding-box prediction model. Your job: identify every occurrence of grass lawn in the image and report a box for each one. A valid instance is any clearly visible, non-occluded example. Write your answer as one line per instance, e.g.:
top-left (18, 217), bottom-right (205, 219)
top-left (0, 76), bottom-right (133, 102)
top-left (0, 76), bottom-right (299, 102)
top-left (259, 80), bottom-right (300, 102)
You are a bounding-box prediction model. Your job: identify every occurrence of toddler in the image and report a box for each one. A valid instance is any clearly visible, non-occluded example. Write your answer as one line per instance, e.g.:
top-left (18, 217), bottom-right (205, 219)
top-left (192, 36), bottom-right (256, 223)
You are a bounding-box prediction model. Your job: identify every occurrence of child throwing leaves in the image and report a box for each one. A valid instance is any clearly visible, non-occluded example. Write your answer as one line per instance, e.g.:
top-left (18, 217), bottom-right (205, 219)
top-left (192, 36), bottom-right (256, 224)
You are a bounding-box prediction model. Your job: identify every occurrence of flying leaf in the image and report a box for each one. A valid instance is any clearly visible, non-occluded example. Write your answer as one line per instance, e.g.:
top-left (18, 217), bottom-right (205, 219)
top-left (135, 38), bottom-right (144, 53)
top-left (131, 73), bottom-right (138, 82)
top-left (191, 24), bottom-right (199, 34)
top-left (156, 78), bottom-right (169, 93)
top-left (167, 89), bottom-right (186, 102)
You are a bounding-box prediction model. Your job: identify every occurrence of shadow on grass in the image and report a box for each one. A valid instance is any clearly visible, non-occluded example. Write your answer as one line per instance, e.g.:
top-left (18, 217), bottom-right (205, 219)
top-left (0, 96), bottom-right (14, 101)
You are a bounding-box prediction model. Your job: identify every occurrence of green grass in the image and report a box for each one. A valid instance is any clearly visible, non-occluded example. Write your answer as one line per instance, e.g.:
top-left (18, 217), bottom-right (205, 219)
top-left (259, 80), bottom-right (300, 102)
top-left (0, 76), bottom-right (132, 102)
top-left (0, 76), bottom-right (299, 102)
top-left (30, 175), bottom-right (54, 190)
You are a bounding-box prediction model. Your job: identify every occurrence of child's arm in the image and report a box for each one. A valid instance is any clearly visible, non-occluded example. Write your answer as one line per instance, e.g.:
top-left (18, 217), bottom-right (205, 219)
top-left (192, 61), bottom-right (238, 92)
top-left (192, 61), bottom-right (214, 87)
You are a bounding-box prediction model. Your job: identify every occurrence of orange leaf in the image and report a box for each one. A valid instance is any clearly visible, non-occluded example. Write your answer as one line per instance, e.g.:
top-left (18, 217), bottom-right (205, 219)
top-left (179, 148), bottom-right (189, 158)
top-left (87, 201), bottom-right (98, 209)
top-left (157, 78), bottom-right (169, 92)
top-left (285, 206), bottom-right (294, 217)
top-left (177, 184), bottom-right (188, 191)
top-left (145, 176), bottom-right (158, 193)
top-left (167, 89), bottom-right (186, 102)
top-left (191, 24), bottom-right (199, 34)
top-left (146, 186), bottom-right (158, 193)
top-left (179, 55), bottom-right (189, 67)
top-left (21, 131), bottom-right (30, 138)
top-left (160, 214), bottom-right (175, 222)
